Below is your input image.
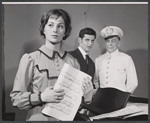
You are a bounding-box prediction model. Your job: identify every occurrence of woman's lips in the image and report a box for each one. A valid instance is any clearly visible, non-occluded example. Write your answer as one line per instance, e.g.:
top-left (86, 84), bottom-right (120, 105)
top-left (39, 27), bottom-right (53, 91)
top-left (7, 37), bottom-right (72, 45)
top-left (51, 35), bottom-right (58, 38)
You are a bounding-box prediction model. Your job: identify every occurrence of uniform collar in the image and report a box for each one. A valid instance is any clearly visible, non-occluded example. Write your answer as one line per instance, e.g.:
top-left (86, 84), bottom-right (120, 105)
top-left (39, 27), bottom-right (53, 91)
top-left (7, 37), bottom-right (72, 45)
top-left (106, 49), bottom-right (119, 58)
top-left (78, 46), bottom-right (88, 59)
top-left (39, 45), bottom-right (66, 59)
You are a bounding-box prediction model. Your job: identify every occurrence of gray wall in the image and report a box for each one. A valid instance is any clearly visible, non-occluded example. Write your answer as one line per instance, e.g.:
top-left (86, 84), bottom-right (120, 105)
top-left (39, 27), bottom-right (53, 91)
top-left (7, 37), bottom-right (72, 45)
top-left (3, 4), bottom-right (148, 120)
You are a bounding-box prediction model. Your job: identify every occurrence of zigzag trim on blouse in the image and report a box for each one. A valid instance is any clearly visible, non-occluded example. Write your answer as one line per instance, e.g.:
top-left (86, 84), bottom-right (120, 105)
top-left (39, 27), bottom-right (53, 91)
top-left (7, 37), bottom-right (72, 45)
top-left (35, 65), bottom-right (58, 80)
top-left (37, 49), bottom-right (67, 60)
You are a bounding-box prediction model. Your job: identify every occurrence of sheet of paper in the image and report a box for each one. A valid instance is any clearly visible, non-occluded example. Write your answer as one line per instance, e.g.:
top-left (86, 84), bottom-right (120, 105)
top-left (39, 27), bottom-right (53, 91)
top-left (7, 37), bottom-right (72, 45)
top-left (123, 103), bottom-right (148, 119)
top-left (42, 63), bottom-right (92, 121)
top-left (90, 105), bottom-right (142, 121)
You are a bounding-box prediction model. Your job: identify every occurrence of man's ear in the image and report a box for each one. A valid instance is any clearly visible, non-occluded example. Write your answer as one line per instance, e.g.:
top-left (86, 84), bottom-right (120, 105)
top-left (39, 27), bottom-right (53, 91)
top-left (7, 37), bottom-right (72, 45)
top-left (78, 37), bottom-right (82, 44)
top-left (118, 40), bottom-right (121, 47)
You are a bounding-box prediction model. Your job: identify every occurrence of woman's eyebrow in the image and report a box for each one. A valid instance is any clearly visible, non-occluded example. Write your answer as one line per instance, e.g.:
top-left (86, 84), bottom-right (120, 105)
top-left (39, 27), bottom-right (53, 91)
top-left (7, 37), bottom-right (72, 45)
top-left (47, 21), bottom-right (54, 23)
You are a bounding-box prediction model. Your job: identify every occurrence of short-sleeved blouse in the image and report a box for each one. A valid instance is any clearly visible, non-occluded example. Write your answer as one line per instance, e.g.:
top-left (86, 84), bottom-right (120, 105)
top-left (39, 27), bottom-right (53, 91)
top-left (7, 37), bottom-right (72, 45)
top-left (10, 45), bottom-right (80, 121)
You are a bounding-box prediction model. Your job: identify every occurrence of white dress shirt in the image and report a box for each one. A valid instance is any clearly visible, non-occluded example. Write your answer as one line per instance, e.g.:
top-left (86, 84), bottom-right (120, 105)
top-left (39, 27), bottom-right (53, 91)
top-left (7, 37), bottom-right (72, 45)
top-left (94, 49), bottom-right (138, 93)
top-left (78, 46), bottom-right (88, 60)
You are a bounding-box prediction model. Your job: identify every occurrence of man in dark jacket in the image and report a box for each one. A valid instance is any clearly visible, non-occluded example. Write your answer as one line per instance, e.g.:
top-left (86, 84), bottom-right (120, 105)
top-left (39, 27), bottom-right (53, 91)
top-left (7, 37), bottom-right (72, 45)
top-left (69, 27), bottom-right (96, 88)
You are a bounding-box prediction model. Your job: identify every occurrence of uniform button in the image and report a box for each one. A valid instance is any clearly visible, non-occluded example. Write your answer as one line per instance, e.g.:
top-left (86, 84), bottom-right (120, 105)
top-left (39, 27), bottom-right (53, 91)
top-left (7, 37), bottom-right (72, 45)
top-left (108, 62), bottom-right (110, 64)
top-left (55, 62), bottom-right (59, 66)
top-left (55, 56), bottom-right (58, 59)
top-left (56, 64), bottom-right (59, 67)
top-left (106, 82), bottom-right (108, 84)
top-left (106, 76), bottom-right (108, 79)
top-left (56, 68), bottom-right (60, 71)
top-left (55, 60), bottom-right (59, 63)
top-left (107, 67), bottom-right (109, 69)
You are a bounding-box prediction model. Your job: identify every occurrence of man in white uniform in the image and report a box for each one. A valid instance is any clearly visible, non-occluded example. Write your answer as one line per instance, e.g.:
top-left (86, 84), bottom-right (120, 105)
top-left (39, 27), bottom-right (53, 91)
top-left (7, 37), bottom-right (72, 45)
top-left (94, 26), bottom-right (138, 93)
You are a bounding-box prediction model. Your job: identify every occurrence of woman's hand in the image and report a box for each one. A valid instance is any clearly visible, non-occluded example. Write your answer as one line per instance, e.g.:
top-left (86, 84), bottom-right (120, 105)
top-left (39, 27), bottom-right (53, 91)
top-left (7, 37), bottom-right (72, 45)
top-left (41, 86), bottom-right (65, 103)
top-left (81, 77), bottom-right (94, 104)
top-left (83, 89), bottom-right (97, 104)
top-left (82, 77), bottom-right (93, 95)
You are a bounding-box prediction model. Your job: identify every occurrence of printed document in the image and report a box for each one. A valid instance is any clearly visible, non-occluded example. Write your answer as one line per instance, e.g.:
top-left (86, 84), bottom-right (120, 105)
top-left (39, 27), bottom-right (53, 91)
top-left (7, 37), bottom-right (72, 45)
top-left (123, 103), bottom-right (148, 119)
top-left (90, 105), bottom-right (142, 121)
top-left (42, 63), bottom-right (92, 121)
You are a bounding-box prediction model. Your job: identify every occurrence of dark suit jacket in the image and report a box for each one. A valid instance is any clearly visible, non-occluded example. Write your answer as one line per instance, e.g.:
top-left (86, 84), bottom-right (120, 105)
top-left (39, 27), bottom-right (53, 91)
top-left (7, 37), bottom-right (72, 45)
top-left (68, 48), bottom-right (95, 88)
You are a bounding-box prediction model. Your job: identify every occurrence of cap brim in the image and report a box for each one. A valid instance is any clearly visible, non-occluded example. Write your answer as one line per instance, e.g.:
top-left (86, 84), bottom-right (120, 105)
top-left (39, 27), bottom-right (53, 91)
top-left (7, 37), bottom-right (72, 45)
top-left (104, 35), bottom-right (120, 40)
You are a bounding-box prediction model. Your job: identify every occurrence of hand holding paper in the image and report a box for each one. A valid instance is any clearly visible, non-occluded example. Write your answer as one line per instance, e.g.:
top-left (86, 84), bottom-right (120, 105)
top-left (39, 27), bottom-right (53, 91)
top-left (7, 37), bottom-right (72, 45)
top-left (42, 63), bottom-right (92, 121)
top-left (41, 86), bottom-right (65, 103)
top-left (82, 77), bottom-right (93, 95)
top-left (81, 78), bottom-right (94, 103)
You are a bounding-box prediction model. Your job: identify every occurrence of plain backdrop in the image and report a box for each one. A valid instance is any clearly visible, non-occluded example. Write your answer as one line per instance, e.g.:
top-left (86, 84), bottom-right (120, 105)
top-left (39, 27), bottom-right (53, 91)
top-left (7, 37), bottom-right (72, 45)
top-left (3, 3), bottom-right (148, 120)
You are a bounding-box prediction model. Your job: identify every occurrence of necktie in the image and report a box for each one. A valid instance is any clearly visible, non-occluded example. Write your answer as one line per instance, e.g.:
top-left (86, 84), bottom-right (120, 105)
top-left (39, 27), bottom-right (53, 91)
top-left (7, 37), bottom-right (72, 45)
top-left (85, 54), bottom-right (89, 64)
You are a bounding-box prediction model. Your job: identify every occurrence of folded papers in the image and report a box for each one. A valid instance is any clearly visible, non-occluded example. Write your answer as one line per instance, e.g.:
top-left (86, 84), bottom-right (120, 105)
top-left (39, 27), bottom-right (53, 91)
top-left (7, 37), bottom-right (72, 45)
top-left (90, 105), bottom-right (142, 121)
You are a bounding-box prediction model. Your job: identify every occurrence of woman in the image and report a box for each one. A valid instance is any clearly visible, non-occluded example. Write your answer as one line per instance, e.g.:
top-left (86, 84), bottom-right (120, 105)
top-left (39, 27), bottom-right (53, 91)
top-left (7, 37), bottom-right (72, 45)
top-left (10, 9), bottom-right (93, 121)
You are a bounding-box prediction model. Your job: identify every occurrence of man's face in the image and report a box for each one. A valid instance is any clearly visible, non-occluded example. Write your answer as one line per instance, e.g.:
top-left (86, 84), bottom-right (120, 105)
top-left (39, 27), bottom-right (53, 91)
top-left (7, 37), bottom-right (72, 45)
top-left (79, 34), bottom-right (95, 53)
top-left (105, 36), bottom-right (121, 53)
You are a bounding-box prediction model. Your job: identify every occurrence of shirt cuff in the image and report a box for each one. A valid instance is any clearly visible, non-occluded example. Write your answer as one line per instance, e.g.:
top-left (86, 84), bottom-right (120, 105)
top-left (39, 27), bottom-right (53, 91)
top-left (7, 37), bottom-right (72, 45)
top-left (29, 92), bottom-right (42, 106)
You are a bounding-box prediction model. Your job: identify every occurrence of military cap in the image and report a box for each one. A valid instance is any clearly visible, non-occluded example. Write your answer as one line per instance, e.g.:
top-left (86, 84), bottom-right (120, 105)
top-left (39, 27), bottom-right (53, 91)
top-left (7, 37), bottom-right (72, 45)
top-left (101, 26), bottom-right (123, 39)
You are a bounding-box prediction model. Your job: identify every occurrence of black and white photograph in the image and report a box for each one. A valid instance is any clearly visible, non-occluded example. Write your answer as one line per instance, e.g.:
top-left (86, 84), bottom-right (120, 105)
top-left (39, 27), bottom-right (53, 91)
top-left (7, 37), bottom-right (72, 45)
top-left (2, 2), bottom-right (148, 121)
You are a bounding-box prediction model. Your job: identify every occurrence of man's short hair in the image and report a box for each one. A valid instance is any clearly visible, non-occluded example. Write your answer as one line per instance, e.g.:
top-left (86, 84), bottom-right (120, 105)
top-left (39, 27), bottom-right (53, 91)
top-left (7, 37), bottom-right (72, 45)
top-left (79, 27), bottom-right (96, 39)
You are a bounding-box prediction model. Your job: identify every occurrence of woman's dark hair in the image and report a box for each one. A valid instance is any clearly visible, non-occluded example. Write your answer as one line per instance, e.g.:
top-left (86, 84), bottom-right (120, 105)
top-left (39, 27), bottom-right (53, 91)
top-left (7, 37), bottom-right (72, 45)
top-left (39, 9), bottom-right (72, 40)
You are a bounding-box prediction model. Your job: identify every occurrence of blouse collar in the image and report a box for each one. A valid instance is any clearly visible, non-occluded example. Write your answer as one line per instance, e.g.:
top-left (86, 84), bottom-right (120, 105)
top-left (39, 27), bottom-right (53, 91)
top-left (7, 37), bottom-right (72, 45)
top-left (39, 45), bottom-right (67, 59)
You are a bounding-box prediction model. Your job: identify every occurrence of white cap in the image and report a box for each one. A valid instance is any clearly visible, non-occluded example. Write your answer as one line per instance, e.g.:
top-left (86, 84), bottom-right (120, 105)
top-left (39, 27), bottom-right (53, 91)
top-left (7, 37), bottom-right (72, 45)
top-left (101, 26), bottom-right (123, 39)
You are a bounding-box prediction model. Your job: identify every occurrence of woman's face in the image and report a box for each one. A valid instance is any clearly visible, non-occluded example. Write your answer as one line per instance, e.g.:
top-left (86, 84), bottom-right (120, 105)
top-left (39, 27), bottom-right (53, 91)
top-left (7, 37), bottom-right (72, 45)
top-left (44, 16), bottom-right (66, 43)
